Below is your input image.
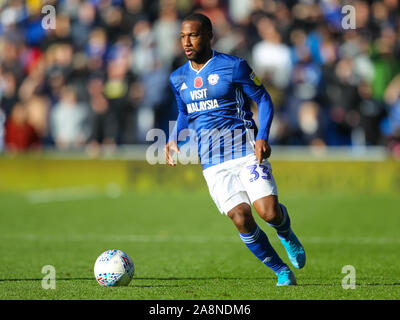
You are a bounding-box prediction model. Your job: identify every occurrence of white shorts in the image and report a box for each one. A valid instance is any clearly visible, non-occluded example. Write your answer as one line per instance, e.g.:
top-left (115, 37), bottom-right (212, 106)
top-left (202, 154), bottom-right (278, 215)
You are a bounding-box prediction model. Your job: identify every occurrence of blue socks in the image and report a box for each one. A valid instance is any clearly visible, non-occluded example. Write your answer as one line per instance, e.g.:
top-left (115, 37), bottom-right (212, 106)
top-left (239, 225), bottom-right (288, 274)
top-left (268, 203), bottom-right (291, 239)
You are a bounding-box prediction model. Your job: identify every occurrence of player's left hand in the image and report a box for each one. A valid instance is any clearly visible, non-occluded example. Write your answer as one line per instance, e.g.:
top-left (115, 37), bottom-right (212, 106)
top-left (254, 139), bottom-right (271, 164)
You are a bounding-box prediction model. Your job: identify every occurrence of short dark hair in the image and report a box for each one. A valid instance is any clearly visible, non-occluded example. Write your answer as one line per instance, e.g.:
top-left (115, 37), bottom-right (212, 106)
top-left (182, 12), bottom-right (213, 38)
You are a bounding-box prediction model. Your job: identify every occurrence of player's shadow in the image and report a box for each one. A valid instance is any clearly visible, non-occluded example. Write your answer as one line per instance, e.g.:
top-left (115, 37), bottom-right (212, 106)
top-left (0, 276), bottom-right (269, 281)
top-left (0, 277), bottom-right (184, 288)
top-left (0, 277), bottom-right (93, 282)
top-left (292, 282), bottom-right (400, 287)
top-left (3, 278), bottom-right (399, 288)
top-left (123, 277), bottom-right (276, 288)
top-left (133, 277), bottom-right (273, 281)
top-left (0, 276), bottom-right (281, 290)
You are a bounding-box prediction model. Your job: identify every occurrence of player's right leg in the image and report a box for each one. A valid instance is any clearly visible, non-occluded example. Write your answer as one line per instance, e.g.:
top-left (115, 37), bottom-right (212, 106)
top-left (227, 202), bottom-right (296, 286)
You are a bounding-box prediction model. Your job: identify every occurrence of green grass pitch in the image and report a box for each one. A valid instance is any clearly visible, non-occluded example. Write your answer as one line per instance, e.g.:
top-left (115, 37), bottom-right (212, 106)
top-left (0, 190), bottom-right (399, 300)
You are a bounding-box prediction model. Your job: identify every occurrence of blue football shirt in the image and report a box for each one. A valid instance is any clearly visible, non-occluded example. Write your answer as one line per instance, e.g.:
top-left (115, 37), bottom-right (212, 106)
top-left (169, 50), bottom-right (274, 169)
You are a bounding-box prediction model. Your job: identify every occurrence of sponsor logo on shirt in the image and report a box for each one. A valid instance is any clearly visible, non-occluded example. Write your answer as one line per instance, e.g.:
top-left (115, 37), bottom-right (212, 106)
top-left (186, 88), bottom-right (219, 113)
top-left (186, 99), bottom-right (219, 113)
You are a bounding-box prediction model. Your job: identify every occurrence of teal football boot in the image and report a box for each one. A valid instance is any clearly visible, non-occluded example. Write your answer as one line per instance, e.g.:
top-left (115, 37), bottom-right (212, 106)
top-left (279, 229), bottom-right (306, 269)
top-left (276, 269), bottom-right (297, 286)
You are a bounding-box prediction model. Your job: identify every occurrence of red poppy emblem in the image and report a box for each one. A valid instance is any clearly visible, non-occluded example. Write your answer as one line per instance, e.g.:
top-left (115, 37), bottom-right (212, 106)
top-left (194, 76), bottom-right (203, 89)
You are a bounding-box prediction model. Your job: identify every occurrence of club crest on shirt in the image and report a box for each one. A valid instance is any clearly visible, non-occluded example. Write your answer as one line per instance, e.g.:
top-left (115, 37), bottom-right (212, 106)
top-left (194, 76), bottom-right (203, 89)
top-left (207, 74), bottom-right (219, 85)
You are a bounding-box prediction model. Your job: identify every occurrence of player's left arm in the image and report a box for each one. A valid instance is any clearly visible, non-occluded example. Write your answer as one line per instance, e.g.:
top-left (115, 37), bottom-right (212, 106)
top-left (233, 59), bottom-right (274, 163)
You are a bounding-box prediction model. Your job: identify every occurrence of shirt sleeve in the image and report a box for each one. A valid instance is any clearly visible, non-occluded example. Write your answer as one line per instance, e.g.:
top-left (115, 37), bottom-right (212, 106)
top-left (168, 77), bottom-right (189, 143)
top-left (232, 59), bottom-right (274, 142)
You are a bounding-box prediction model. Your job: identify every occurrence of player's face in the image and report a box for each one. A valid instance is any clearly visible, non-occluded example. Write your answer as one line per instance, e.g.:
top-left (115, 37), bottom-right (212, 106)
top-left (180, 20), bottom-right (211, 62)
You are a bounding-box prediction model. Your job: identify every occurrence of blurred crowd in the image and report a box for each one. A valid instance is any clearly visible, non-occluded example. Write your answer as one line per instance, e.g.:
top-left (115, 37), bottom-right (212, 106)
top-left (1, 0), bottom-right (400, 157)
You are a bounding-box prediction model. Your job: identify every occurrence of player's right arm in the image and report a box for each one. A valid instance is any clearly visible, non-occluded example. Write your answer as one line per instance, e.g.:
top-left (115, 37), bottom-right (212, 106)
top-left (164, 78), bottom-right (189, 167)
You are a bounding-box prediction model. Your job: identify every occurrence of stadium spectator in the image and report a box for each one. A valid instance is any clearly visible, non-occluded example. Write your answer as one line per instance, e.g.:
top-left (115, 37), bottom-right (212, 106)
top-left (152, 0), bottom-right (181, 68)
top-left (70, 1), bottom-right (97, 51)
top-left (4, 102), bottom-right (40, 152)
top-left (384, 73), bottom-right (400, 154)
top-left (0, 107), bottom-right (5, 152)
top-left (252, 16), bottom-right (292, 89)
top-left (0, 69), bottom-right (19, 118)
top-left (130, 19), bottom-right (157, 76)
top-left (87, 73), bottom-right (117, 147)
top-left (297, 101), bottom-right (326, 146)
top-left (50, 85), bottom-right (90, 150)
top-left (104, 47), bottom-right (138, 143)
top-left (25, 95), bottom-right (50, 144)
top-left (86, 27), bottom-right (108, 72)
top-left (357, 80), bottom-right (386, 145)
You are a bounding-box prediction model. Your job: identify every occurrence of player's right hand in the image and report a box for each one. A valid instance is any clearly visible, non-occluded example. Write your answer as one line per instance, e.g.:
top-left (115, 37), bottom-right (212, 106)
top-left (164, 140), bottom-right (180, 167)
top-left (254, 139), bottom-right (271, 164)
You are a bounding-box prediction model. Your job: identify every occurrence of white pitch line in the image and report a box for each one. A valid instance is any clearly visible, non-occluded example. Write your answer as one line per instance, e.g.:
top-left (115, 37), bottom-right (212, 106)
top-left (3, 234), bottom-right (400, 245)
top-left (25, 184), bottom-right (121, 204)
top-left (26, 186), bottom-right (101, 204)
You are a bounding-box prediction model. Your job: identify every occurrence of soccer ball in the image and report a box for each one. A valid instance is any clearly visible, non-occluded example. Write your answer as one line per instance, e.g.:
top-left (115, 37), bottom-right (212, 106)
top-left (94, 249), bottom-right (135, 286)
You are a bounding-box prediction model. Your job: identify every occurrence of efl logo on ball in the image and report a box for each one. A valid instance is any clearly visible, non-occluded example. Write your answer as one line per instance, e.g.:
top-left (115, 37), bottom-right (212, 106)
top-left (94, 249), bottom-right (135, 286)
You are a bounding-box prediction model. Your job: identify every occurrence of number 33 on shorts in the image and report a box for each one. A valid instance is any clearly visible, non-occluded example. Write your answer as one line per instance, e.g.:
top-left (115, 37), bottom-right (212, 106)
top-left (239, 157), bottom-right (277, 202)
top-left (246, 164), bottom-right (272, 182)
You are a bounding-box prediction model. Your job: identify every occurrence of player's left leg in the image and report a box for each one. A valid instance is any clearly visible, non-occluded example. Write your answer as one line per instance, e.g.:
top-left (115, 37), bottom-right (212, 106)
top-left (238, 155), bottom-right (305, 269)
top-left (253, 196), bottom-right (306, 269)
